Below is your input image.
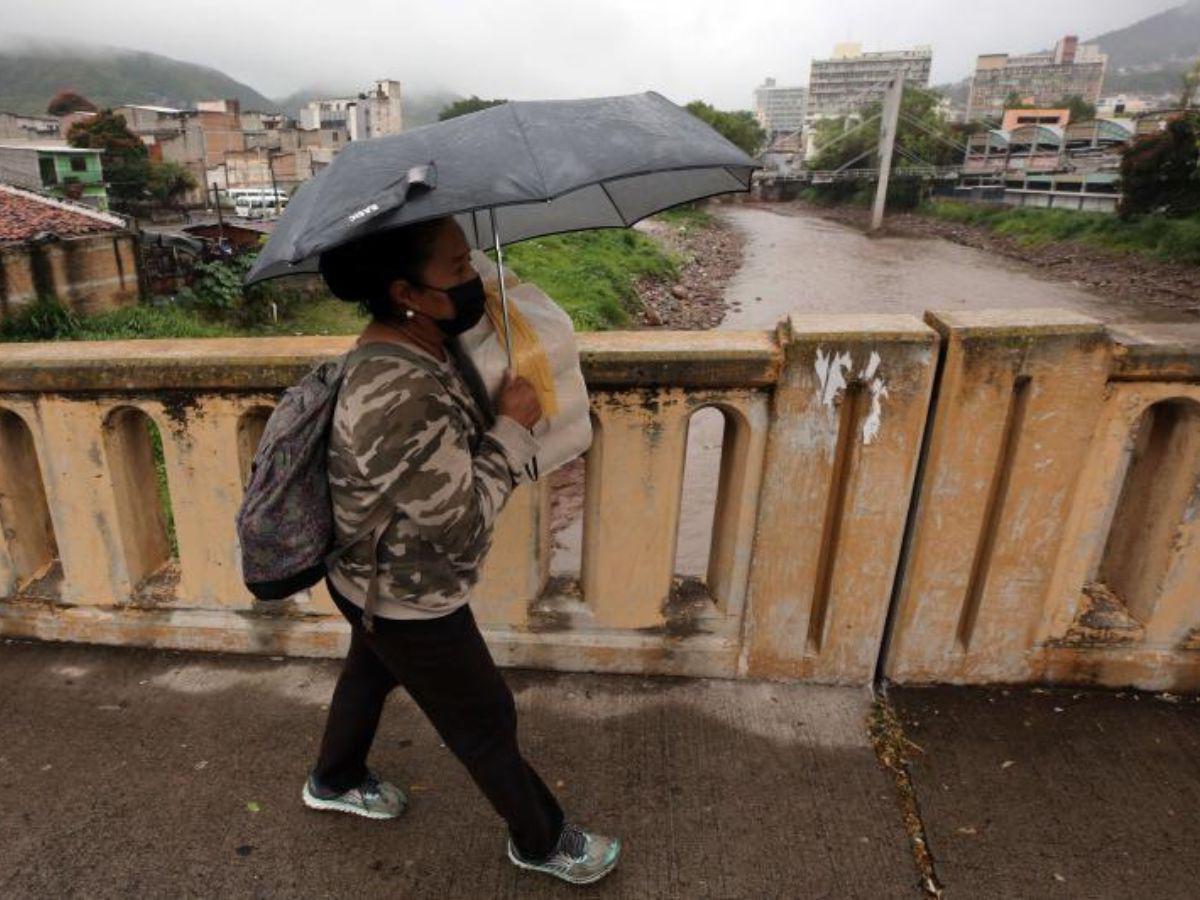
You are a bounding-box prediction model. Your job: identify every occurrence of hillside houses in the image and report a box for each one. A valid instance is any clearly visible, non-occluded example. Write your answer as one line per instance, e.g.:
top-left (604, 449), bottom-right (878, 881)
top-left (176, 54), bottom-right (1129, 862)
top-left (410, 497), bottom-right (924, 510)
top-left (0, 79), bottom-right (404, 211)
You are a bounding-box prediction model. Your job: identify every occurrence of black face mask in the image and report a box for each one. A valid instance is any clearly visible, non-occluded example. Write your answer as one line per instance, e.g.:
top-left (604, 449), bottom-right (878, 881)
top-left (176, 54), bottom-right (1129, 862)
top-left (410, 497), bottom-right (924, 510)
top-left (412, 274), bottom-right (487, 337)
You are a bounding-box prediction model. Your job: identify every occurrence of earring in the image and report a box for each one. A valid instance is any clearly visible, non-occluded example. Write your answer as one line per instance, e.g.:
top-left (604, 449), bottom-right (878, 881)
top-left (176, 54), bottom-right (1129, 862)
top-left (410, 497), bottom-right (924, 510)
top-left (404, 307), bottom-right (415, 320)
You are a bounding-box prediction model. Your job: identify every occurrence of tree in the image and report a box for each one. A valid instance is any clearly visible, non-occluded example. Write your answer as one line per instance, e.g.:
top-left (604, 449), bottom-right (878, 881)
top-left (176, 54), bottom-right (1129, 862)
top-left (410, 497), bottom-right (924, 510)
top-left (146, 160), bottom-right (198, 211)
top-left (684, 101), bottom-right (766, 157)
top-left (439, 96), bottom-right (507, 121)
top-left (1118, 113), bottom-right (1200, 219)
top-left (66, 109), bottom-right (150, 209)
top-left (1058, 94), bottom-right (1096, 123)
top-left (47, 90), bottom-right (97, 116)
top-left (1182, 58), bottom-right (1200, 110)
top-left (807, 88), bottom-right (961, 171)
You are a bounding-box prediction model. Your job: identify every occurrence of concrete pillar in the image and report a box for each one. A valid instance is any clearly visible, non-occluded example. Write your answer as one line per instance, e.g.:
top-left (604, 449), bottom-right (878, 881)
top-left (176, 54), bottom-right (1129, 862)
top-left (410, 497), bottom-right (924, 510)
top-left (472, 480), bottom-right (551, 627)
top-left (153, 396), bottom-right (261, 609)
top-left (741, 314), bottom-right (938, 684)
top-left (581, 388), bottom-right (691, 629)
top-left (884, 309), bottom-right (1110, 684)
top-left (25, 396), bottom-right (135, 605)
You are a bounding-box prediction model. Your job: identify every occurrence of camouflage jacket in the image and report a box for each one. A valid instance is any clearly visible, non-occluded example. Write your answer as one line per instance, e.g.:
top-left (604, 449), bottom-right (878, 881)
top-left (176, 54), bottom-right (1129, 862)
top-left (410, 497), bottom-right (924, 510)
top-left (325, 341), bottom-right (538, 619)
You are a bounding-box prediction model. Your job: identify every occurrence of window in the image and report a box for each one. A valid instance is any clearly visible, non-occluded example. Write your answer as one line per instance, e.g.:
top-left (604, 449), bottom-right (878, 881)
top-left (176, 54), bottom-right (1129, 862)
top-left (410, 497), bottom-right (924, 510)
top-left (70, 155), bottom-right (88, 172)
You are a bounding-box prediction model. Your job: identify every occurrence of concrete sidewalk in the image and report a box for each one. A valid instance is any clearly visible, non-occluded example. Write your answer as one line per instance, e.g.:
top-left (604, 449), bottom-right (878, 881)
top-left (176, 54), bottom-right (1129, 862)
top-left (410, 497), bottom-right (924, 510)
top-left (2, 639), bottom-right (1198, 898)
top-left (0, 639), bottom-right (914, 899)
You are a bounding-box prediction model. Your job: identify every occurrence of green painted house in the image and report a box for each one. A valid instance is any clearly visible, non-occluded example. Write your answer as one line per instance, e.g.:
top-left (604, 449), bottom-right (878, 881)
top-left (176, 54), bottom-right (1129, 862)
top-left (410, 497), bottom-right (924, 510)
top-left (0, 143), bottom-right (110, 211)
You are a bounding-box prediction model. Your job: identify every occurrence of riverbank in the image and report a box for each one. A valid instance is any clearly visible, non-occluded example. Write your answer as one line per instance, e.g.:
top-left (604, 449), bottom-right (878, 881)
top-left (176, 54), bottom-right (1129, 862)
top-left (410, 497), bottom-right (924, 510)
top-left (631, 203), bottom-right (745, 329)
top-left (770, 198), bottom-right (1200, 319)
top-left (1, 205), bottom-right (743, 343)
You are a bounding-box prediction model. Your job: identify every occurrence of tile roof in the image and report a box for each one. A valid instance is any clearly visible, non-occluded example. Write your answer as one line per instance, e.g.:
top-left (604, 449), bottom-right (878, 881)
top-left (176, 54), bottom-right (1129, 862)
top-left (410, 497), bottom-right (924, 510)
top-left (0, 185), bottom-right (123, 243)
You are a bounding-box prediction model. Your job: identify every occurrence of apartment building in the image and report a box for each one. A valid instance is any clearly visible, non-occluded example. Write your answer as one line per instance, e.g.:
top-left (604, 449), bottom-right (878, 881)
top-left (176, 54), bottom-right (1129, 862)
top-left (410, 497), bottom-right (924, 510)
top-left (966, 36), bottom-right (1107, 123)
top-left (300, 79), bottom-right (404, 140)
top-left (754, 78), bottom-right (808, 138)
top-left (806, 43), bottom-right (932, 123)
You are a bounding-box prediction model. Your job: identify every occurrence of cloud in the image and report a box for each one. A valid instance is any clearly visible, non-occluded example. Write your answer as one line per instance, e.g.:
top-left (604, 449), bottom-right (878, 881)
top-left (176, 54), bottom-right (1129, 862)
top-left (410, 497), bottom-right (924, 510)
top-left (2, 0), bottom-right (1182, 107)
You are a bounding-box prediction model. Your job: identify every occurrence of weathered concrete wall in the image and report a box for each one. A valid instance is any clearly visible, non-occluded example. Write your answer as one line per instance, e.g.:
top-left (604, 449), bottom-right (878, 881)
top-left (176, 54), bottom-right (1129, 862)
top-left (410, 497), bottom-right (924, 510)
top-left (2, 310), bottom-right (1198, 690)
top-left (0, 232), bottom-right (141, 319)
top-left (741, 314), bottom-right (938, 683)
top-left (885, 313), bottom-right (1200, 692)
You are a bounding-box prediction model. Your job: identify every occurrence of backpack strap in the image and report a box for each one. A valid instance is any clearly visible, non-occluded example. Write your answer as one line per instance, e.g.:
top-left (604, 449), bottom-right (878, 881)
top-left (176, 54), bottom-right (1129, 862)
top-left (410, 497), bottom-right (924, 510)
top-left (328, 340), bottom-right (455, 633)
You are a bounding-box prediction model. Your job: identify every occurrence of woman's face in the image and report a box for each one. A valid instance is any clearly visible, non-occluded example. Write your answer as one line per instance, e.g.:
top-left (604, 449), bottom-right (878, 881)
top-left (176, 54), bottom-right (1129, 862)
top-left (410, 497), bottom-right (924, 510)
top-left (390, 219), bottom-right (475, 321)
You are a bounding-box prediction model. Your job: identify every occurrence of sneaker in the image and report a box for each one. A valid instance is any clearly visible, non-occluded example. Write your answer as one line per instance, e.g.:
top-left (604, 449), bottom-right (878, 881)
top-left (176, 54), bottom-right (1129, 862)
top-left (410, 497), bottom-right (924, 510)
top-left (507, 822), bottom-right (621, 885)
top-left (301, 769), bottom-right (407, 820)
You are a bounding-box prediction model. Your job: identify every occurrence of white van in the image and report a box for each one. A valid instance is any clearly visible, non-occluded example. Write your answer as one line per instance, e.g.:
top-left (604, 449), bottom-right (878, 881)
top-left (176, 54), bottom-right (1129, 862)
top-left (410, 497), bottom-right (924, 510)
top-left (233, 192), bottom-right (288, 219)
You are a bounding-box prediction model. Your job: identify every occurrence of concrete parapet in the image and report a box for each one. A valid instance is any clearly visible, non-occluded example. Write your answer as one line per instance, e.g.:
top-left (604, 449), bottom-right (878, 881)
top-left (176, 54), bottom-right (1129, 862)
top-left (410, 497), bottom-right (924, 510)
top-left (4, 308), bottom-right (1199, 690)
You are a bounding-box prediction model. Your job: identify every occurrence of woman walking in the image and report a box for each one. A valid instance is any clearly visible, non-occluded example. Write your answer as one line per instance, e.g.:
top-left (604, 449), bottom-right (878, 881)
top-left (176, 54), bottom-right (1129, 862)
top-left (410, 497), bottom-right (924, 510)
top-left (302, 215), bottom-right (620, 885)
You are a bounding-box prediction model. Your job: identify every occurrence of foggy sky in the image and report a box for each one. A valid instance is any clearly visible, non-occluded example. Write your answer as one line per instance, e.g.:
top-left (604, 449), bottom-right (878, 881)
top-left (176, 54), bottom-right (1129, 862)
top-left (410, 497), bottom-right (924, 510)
top-left (3, 0), bottom-right (1183, 108)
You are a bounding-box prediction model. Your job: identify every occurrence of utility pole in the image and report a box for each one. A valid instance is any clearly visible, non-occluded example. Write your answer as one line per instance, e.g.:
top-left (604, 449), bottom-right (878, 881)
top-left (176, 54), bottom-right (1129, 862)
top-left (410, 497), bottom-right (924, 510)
top-left (211, 181), bottom-right (226, 248)
top-left (871, 70), bottom-right (905, 232)
top-left (267, 150), bottom-right (280, 215)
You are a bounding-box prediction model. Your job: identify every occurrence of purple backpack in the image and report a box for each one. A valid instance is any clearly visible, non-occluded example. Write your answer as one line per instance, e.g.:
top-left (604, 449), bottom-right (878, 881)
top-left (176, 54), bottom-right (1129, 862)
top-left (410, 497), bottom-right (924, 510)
top-left (235, 342), bottom-right (440, 629)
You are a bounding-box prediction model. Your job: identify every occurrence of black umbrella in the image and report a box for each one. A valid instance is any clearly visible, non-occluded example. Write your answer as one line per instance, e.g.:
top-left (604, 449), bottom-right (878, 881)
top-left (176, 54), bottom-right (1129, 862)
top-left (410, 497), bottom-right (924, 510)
top-left (244, 90), bottom-right (760, 359)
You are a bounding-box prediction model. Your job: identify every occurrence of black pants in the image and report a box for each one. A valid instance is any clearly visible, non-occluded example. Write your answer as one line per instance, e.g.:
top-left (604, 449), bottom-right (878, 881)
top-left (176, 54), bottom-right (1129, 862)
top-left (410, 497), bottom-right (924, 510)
top-left (312, 579), bottom-right (565, 860)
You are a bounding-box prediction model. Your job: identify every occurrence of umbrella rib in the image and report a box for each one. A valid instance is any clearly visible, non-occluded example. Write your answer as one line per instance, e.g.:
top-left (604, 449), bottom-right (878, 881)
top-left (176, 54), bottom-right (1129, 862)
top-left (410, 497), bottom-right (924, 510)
top-left (598, 180), bottom-right (629, 227)
top-left (508, 103), bottom-right (551, 198)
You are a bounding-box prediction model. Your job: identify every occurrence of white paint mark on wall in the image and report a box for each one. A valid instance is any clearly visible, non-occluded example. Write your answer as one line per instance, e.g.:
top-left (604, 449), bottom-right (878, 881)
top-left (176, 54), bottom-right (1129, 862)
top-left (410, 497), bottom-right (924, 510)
top-left (814, 347), bottom-right (853, 408)
top-left (815, 348), bottom-right (891, 445)
top-left (859, 351), bottom-right (889, 445)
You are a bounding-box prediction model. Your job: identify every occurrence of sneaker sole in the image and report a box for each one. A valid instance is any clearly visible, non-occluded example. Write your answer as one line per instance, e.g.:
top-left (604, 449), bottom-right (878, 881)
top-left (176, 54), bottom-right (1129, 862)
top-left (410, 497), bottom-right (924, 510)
top-left (300, 783), bottom-right (404, 820)
top-left (506, 843), bottom-right (619, 885)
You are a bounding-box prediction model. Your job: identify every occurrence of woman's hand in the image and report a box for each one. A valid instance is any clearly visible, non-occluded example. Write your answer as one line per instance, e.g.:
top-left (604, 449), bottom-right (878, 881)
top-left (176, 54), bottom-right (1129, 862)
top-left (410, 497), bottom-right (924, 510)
top-left (497, 369), bottom-right (543, 430)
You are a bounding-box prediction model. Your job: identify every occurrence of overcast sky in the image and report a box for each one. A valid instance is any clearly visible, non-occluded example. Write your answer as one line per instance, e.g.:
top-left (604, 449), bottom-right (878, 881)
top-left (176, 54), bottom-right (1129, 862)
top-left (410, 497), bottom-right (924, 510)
top-left (4, 0), bottom-right (1183, 107)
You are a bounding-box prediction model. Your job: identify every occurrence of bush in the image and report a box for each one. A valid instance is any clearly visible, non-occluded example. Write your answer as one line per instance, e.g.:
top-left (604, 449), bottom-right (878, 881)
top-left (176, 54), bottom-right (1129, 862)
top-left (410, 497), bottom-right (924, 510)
top-left (175, 252), bottom-right (307, 326)
top-left (1119, 114), bottom-right (1200, 219)
top-left (0, 295), bottom-right (81, 341)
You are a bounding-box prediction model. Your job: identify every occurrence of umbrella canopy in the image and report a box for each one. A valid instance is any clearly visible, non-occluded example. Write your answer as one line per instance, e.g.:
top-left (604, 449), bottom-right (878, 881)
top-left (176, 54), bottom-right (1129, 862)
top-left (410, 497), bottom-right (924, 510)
top-left (243, 90), bottom-right (759, 287)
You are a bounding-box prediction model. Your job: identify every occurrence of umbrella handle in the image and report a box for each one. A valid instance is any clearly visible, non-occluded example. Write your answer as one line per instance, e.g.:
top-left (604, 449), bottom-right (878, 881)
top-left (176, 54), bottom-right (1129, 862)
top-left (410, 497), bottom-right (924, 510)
top-left (489, 209), bottom-right (514, 369)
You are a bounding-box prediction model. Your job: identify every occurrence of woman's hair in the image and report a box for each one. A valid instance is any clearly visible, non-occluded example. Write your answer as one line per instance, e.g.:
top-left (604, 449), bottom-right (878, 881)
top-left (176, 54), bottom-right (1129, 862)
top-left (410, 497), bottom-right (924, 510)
top-left (317, 216), bottom-right (449, 319)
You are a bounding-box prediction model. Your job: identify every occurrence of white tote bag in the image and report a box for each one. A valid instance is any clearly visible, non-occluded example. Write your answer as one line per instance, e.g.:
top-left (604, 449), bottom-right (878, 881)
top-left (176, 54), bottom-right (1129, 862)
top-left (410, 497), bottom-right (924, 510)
top-left (459, 255), bottom-right (593, 476)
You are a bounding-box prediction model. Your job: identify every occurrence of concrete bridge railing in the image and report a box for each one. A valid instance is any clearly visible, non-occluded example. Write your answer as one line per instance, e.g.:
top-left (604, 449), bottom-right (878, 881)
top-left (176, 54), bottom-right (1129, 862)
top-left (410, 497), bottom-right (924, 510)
top-left (1, 310), bottom-right (1197, 690)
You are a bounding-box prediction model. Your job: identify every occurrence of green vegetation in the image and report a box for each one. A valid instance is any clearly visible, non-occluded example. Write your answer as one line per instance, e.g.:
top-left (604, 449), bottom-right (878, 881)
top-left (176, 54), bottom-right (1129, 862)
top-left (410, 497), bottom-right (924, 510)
top-left (68, 108), bottom-right (196, 212)
top-left (808, 87), bottom-right (963, 172)
top-left (1119, 113), bottom-right (1200, 219)
top-left (438, 95), bottom-right (507, 120)
top-left (799, 177), bottom-right (930, 211)
top-left (495, 227), bottom-right (682, 330)
top-left (925, 200), bottom-right (1200, 267)
top-left (145, 421), bottom-right (178, 557)
top-left (684, 101), bottom-right (766, 156)
top-left (655, 203), bottom-right (714, 231)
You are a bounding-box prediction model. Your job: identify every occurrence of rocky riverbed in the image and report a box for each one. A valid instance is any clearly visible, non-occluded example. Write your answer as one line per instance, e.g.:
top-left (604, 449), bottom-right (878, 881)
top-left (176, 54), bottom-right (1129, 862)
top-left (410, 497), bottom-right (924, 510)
top-left (631, 203), bottom-right (746, 329)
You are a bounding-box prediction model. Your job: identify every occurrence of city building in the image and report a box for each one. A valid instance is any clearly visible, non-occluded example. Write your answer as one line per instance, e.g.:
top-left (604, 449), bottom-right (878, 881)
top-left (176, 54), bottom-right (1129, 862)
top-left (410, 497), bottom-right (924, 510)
top-left (1096, 95), bottom-right (1159, 117)
top-left (806, 43), bottom-right (932, 122)
top-left (960, 114), bottom-right (1134, 212)
top-left (0, 143), bottom-right (109, 209)
top-left (300, 79), bottom-right (404, 140)
top-left (1000, 108), bottom-right (1071, 131)
top-left (754, 78), bottom-right (808, 139)
top-left (966, 36), bottom-right (1107, 124)
top-left (0, 111), bottom-right (62, 143)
